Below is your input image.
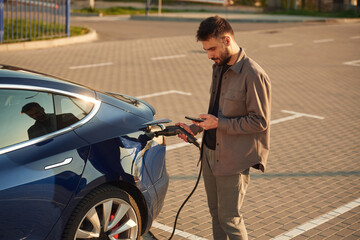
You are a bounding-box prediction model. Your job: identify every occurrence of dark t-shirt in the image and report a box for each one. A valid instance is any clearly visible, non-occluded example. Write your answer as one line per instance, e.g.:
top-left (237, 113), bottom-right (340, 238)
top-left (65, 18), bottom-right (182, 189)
top-left (204, 64), bottom-right (231, 150)
top-left (28, 114), bottom-right (57, 139)
top-left (28, 113), bottom-right (79, 139)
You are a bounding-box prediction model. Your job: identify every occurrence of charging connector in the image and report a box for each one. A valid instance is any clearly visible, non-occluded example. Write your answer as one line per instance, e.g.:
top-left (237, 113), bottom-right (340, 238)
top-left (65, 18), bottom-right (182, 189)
top-left (154, 125), bottom-right (200, 149)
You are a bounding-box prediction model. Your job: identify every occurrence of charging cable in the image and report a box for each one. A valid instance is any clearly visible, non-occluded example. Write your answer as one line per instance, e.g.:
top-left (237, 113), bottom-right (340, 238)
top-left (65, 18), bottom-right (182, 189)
top-left (149, 125), bottom-right (202, 240)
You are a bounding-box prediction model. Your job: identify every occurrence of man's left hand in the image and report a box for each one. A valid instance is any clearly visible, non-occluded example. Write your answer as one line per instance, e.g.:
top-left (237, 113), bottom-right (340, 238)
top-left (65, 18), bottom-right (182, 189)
top-left (196, 114), bottom-right (218, 130)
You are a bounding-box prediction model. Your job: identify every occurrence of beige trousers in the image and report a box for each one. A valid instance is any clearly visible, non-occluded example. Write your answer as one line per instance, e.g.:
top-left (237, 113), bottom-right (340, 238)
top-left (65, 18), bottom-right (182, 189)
top-left (202, 145), bottom-right (250, 240)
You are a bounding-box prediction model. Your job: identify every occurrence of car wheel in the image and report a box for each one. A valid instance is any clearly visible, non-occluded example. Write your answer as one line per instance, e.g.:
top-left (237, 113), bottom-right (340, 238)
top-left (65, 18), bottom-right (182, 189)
top-left (63, 185), bottom-right (141, 240)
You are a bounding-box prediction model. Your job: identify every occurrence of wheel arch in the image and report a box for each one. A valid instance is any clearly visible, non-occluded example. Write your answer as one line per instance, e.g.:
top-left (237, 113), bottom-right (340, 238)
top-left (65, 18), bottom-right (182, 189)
top-left (108, 181), bottom-right (149, 235)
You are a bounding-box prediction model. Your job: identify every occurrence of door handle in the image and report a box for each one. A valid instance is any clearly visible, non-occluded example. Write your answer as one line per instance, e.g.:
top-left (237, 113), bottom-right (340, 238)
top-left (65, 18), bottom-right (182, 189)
top-left (44, 158), bottom-right (73, 170)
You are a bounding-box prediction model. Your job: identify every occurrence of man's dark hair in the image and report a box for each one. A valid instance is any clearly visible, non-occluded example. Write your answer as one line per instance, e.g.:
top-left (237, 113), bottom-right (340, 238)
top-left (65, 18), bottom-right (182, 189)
top-left (196, 15), bottom-right (234, 41)
top-left (21, 102), bottom-right (42, 113)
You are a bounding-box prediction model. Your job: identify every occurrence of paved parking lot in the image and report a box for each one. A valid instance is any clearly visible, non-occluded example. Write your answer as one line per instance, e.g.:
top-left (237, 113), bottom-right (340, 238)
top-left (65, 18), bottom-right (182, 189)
top-left (1, 17), bottom-right (359, 239)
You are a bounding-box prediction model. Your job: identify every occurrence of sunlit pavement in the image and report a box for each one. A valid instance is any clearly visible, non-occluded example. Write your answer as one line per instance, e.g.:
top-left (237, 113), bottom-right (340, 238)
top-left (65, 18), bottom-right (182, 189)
top-left (0, 15), bottom-right (359, 240)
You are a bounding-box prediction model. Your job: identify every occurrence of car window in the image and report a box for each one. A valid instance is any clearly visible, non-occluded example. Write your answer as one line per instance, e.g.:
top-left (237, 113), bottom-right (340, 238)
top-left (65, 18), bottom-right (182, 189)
top-left (0, 90), bottom-right (95, 149)
top-left (0, 89), bottom-right (54, 148)
top-left (54, 94), bottom-right (94, 121)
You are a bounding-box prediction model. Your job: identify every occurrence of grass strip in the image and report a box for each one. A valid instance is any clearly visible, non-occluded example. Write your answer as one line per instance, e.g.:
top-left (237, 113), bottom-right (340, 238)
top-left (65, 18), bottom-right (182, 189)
top-left (3, 19), bottom-right (89, 43)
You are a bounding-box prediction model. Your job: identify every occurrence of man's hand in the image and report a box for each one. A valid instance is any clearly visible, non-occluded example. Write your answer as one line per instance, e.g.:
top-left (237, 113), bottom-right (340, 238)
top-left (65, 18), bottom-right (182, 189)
top-left (175, 123), bottom-right (195, 142)
top-left (197, 114), bottom-right (218, 130)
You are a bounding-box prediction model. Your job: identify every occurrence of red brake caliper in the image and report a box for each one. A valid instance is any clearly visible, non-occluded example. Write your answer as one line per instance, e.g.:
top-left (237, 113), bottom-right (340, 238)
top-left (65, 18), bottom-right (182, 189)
top-left (110, 213), bottom-right (120, 239)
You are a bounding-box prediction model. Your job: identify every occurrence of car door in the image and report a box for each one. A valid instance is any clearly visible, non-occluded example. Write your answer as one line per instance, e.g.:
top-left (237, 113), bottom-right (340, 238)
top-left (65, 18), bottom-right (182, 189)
top-left (0, 89), bottom-right (95, 240)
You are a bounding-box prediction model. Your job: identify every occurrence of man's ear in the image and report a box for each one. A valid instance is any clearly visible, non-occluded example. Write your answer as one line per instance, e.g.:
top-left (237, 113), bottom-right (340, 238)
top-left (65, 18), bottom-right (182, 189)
top-left (222, 35), bottom-right (231, 46)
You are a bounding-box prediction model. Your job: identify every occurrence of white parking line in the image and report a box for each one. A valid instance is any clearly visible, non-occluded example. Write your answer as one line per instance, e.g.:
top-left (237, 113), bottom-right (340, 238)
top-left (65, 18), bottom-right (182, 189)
top-left (272, 110), bottom-right (325, 124)
top-left (152, 222), bottom-right (208, 240)
top-left (69, 62), bottom-right (113, 70)
top-left (271, 198), bottom-right (360, 240)
top-left (268, 43), bottom-right (294, 48)
top-left (350, 36), bottom-right (360, 39)
top-left (151, 54), bottom-right (186, 61)
top-left (136, 90), bottom-right (191, 99)
top-left (280, 110), bottom-right (324, 119)
top-left (166, 141), bottom-right (200, 151)
top-left (313, 38), bottom-right (334, 43)
top-left (343, 59), bottom-right (360, 67)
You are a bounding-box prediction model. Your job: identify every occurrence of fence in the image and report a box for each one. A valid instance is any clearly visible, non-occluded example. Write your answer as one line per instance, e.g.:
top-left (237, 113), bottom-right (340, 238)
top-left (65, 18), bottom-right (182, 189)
top-left (0, 0), bottom-right (70, 44)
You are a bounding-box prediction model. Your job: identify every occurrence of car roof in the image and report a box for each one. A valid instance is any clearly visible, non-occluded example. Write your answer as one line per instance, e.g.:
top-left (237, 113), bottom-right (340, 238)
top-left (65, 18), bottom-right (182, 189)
top-left (0, 65), bottom-right (96, 98)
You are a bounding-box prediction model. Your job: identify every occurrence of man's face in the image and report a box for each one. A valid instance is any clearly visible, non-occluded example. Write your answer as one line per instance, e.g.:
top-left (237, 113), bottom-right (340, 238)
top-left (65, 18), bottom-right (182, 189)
top-left (25, 107), bottom-right (47, 121)
top-left (202, 36), bottom-right (231, 66)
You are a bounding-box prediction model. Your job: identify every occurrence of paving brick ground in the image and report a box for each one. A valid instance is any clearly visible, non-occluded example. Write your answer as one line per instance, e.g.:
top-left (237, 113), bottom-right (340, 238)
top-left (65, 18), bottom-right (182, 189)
top-left (1, 19), bottom-right (359, 239)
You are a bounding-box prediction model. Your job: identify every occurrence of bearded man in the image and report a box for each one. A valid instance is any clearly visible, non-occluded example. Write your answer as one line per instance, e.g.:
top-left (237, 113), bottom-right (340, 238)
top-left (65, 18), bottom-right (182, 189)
top-left (177, 16), bottom-right (271, 239)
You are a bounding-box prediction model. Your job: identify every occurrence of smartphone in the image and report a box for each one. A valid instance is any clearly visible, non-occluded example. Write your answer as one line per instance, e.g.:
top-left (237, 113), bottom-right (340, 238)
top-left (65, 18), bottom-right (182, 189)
top-left (185, 116), bottom-right (205, 122)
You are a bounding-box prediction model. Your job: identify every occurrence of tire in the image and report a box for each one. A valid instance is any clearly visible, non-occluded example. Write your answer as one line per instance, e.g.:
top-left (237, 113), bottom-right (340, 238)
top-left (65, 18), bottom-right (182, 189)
top-left (62, 185), bottom-right (142, 240)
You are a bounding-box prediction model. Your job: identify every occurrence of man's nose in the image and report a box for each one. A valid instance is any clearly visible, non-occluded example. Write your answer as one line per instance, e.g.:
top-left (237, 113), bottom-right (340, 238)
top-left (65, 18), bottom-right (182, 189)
top-left (208, 52), bottom-right (213, 59)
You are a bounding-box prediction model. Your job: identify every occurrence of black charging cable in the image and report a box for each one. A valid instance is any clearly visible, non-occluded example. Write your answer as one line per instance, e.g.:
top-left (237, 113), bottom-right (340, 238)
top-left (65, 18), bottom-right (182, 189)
top-left (149, 126), bottom-right (202, 240)
top-left (168, 158), bottom-right (202, 240)
top-left (149, 156), bottom-right (202, 240)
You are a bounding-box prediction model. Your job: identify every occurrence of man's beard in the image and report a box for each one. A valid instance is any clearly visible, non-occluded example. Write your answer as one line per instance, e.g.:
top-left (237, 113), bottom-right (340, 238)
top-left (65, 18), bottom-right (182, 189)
top-left (212, 48), bottom-right (231, 66)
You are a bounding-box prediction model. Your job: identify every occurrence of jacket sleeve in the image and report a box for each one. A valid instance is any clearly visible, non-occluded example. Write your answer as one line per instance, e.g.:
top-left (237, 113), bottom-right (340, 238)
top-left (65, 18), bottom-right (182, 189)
top-left (218, 69), bottom-right (271, 135)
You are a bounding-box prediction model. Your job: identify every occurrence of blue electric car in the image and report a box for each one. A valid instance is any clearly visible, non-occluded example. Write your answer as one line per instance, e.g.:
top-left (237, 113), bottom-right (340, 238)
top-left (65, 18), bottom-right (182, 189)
top-left (0, 65), bottom-right (169, 240)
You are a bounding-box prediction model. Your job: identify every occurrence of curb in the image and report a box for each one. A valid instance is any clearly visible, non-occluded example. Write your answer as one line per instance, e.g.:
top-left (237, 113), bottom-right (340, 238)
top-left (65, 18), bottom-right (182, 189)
top-left (130, 15), bottom-right (202, 22)
top-left (130, 14), bottom-right (360, 23)
top-left (130, 15), bottom-right (305, 23)
top-left (0, 28), bottom-right (97, 52)
top-left (323, 18), bottom-right (360, 23)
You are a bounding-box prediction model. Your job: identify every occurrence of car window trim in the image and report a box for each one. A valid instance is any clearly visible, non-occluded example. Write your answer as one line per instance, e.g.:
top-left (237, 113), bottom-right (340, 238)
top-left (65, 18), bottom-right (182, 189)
top-left (0, 85), bottom-right (101, 155)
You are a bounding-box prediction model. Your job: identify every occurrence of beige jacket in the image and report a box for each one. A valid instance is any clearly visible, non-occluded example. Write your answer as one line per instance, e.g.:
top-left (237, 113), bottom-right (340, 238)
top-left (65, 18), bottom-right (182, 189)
top-left (191, 49), bottom-right (271, 176)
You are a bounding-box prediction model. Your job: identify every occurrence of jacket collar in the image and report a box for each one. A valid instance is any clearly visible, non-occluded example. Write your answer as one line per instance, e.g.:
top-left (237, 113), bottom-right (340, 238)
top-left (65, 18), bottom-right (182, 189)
top-left (212, 48), bottom-right (246, 74)
top-left (230, 48), bottom-right (245, 74)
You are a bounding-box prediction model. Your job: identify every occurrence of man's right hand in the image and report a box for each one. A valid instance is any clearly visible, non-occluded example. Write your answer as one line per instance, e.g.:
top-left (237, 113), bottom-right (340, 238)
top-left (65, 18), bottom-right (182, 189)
top-left (175, 123), bottom-right (195, 142)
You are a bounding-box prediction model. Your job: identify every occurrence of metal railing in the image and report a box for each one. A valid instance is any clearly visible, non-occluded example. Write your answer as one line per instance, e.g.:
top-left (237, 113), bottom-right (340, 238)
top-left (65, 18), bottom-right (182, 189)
top-left (0, 0), bottom-right (70, 44)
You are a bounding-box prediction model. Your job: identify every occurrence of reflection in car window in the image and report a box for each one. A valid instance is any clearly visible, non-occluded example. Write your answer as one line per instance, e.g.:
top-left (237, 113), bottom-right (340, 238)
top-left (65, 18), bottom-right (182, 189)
top-left (21, 102), bottom-right (58, 139)
top-left (0, 89), bottom-right (54, 148)
top-left (0, 90), bottom-right (95, 149)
